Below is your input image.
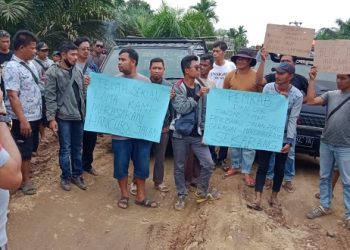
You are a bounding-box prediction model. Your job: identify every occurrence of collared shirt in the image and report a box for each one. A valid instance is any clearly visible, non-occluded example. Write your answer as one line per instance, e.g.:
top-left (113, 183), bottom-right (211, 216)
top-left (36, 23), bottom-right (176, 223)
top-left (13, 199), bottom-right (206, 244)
top-left (3, 55), bottom-right (42, 121)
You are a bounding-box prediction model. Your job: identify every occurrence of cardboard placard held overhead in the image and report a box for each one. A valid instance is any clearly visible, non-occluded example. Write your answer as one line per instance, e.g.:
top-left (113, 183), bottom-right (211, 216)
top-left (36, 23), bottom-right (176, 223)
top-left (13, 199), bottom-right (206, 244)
top-left (264, 24), bottom-right (315, 57)
top-left (314, 40), bottom-right (350, 74)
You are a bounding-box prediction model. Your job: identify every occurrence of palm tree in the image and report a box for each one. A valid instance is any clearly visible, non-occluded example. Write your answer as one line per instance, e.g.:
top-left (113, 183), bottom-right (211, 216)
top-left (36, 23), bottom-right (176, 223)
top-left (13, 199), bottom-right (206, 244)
top-left (227, 25), bottom-right (249, 52)
top-left (0, 0), bottom-right (32, 27)
top-left (190, 0), bottom-right (219, 23)
top-left (316, 18), bottom-right (350, 40)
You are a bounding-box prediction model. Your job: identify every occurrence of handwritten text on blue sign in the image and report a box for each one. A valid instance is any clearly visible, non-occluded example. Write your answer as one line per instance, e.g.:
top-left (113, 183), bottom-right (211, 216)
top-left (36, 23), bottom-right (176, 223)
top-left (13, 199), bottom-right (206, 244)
top-left (84, 73), bottom-right (171, 142)
top-left (203, 89), bottom-right (288, 152)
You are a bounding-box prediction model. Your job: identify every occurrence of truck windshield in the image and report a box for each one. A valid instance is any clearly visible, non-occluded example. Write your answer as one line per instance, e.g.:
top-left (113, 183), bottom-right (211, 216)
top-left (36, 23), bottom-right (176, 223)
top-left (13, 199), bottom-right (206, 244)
top-left (102, 47), bottom-right (190, 79)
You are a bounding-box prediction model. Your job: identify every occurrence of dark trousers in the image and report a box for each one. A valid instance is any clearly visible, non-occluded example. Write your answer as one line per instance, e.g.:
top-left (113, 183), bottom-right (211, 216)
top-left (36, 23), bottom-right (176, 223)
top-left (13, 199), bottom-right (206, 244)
top-left (255, 150), bottom-right (288, 193)
top-left (153, 132), bottom-right (169, 185)
top-left (185, 147), bottom-right (201, 184)
top-left (209, 146), bottom-right (228, 163)
top-left (82, 130), bottom-right (97, 171)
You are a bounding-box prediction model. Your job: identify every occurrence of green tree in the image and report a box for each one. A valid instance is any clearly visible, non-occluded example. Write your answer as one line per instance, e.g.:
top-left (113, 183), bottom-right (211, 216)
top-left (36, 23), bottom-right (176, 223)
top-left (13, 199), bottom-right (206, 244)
top-left (316, 18), bottom-right (350, 40)
top-left (0, 0), bottom-right (32, 25)
top-left (126, 0), bottom-right (152, 12)
top-left (227, 25), bottom-right (249, 52)
top-left (190, 0), bottom-right (218, 23)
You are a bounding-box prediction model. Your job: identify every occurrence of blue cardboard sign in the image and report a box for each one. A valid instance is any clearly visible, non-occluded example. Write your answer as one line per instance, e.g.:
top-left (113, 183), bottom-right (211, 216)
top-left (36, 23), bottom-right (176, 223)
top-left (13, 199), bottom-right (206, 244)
top-left (84, 73), bottom-right (171, 142)
top-left (203, 88), bottom-right (288, 152)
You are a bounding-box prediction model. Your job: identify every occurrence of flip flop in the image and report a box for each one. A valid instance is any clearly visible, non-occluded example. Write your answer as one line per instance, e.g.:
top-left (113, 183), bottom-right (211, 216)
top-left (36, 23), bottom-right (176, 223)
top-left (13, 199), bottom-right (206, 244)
top-left (247, 202), bottom-right (263, 211)
top-left (117, 197), bottom-right (129, 209)
top-left (223, 168), bottom-right (241, 179)
top-left (135, 199), bottom-right (158, 208)
top-left (268, 198), bottom-right (281, 208)
top-left (129, 183), bottom-right (137, 196)
top-left (243, 175), bottom-right (255, 187)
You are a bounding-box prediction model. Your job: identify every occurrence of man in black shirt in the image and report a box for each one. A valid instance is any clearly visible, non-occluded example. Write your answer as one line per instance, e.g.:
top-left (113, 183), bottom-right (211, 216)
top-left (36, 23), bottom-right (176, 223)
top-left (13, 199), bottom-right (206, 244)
top-left (257, 51), bottom-right (308, 193)
top-left (0, 30), bottom-right (13, 96)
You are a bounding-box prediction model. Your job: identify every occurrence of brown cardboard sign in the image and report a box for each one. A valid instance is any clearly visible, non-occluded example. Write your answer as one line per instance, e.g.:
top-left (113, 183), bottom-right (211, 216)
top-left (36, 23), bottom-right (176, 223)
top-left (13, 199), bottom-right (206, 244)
top-left (314, 40), bottom-right (350, 74)
top-left (264, 24), bottom-right (315, 57)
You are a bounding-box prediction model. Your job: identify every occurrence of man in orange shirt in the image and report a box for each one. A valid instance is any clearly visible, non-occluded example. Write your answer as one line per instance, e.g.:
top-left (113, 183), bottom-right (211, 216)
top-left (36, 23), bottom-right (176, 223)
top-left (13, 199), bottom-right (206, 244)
top-left (223, 49), bottom-right (260, 187)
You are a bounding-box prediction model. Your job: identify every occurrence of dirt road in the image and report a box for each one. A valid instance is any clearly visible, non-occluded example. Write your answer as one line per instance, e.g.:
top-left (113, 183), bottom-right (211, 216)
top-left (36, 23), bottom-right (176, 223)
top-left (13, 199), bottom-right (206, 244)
top-left (7, 133), bottom-right (350, 249)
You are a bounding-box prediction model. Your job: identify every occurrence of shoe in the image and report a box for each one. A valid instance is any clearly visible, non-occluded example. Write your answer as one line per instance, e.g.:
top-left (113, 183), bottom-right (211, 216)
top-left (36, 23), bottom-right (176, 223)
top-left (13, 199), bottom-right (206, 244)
top-left (85, 167), bottom-right (98, 176)
top-left (60, 179), bottom-right (71, 191)
top-left (71, 176), bottom-right (87, 190)
top-left (306, 206), bottom-right (331, 219)
top-left (195, 190), bottom-right (221, 203)
top-left (174, 195), bottom-right (186, 211)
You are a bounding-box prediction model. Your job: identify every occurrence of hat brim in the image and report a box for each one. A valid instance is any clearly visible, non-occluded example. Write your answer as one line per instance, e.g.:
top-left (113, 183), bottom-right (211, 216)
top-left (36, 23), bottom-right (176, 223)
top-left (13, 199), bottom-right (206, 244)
top-left (231, 54), bottom-right (257, 67)
top-left (271, 67), bottom-right (294, 74)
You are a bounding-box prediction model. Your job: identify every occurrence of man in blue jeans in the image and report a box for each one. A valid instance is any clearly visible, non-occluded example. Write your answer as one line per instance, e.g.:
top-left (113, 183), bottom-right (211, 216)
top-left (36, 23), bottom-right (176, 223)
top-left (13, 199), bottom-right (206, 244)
top-left (306, 68), bottom-right (350, 230)
top-left (45, 42), bottom-right (88, 191)
top-left (171, 55), bottom-right (217, 211)
top-left (112, 48), bottom-right (157, 209)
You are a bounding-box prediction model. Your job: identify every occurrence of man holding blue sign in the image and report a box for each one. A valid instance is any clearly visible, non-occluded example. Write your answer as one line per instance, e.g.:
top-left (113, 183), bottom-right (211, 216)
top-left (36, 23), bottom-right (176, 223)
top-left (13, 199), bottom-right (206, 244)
top-left (171, 55), bottom-right (217, 211)
top-left (247, 62), bottom-right (303, 211)
top-left (112, 48), bottom-right (158, 209)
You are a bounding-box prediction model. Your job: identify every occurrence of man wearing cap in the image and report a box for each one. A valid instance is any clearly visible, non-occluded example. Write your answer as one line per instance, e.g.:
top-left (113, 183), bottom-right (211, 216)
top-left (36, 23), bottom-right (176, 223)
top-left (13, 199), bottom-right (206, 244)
top-left (33, 42), bottom-right (54, 151)
top-left (257, 50), bottom-right (308, 193)
top-left (247, 62), bottom-right (303, 210)
top-left (208, 41), bottom-right (235, 167)
top-left (222, 49), bottom-right (260, 187)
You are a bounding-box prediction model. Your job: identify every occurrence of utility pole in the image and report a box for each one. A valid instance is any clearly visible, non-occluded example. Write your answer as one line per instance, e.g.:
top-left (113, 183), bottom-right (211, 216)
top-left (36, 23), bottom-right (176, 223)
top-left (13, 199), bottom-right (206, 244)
top-left (289, 21), bottom-right (302, 26)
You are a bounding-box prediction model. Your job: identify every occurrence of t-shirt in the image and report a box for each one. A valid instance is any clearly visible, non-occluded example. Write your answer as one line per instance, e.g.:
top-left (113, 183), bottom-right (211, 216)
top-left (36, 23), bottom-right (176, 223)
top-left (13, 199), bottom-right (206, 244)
top-left (320, 90), bottom-right (350, 146)
top-left (198, 77), bottom-right (215, 89)
top-left (112, 73), bottom-right (150, 140)
top-left (208, 60), bottom-right (236, 89)
top-left (263, 83), bottom-right (303, 146)
top-left (223, 69), bottom-right (259, 92)
top-left (0, 145), bottom-right (10, 247)
top-left (0, 51), bottom-right (13, 97)
top-left (3, 55), bottom-right (42, 121)
top-left (89, 54), bottom-right (106, 70)
top-left (265, 73), bottom-right (308, 96)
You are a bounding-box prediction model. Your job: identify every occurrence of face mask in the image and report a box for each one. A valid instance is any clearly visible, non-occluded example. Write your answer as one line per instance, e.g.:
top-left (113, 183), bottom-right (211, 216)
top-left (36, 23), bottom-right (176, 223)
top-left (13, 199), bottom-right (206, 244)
top-left (64, 58), bottom-right (74, 68)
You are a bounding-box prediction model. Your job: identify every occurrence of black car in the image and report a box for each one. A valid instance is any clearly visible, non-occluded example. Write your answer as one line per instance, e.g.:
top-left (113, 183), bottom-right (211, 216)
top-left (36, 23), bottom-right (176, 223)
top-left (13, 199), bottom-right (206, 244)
top-left (258, 54), bottom-right (337, 156)
top-left (101, 37), bottom-right (208, 81)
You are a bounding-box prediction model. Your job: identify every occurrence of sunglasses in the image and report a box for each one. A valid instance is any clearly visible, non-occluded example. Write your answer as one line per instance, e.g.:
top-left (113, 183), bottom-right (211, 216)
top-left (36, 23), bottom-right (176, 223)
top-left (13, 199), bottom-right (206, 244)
top-left (95, 44), bottom-right (104, 48)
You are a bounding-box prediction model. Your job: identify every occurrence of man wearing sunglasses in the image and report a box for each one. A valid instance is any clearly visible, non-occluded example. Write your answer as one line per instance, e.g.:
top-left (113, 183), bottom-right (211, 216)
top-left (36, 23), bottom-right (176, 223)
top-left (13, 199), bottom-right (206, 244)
top-left (89, 40), bottom-right (106, 70)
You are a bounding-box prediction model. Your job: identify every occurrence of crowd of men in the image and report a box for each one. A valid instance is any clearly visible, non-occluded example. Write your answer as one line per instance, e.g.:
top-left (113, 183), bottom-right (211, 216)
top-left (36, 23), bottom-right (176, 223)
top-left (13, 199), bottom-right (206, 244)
top-left (0, 29), bottom-right (350, 249)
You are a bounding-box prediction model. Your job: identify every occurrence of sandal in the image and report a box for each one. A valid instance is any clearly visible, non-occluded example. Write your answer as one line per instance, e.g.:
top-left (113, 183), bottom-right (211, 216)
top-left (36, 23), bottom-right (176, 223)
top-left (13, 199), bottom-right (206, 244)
top-left (21, 183), bottom-right (37, 195)
top-left (135, 198), bottom-right (158, 208)
top-left (117, 197), bottom-right (129, 209)
top-left (155, 183), bottom-right (169, 193)
top-left (268, 197), bottom-right (281, 208)
top-left (264, 179), bottom-right (272, 190)
top-left (223, 168), bottom-right (241, 179)
top-left (247, 202), bottom-right (263, 211)
top-left (243, 175), bottom-right (255, 187)
top-left (129, 182), bottom-right (137, 196)
top-left (282, 181), bottom-right (295, 193)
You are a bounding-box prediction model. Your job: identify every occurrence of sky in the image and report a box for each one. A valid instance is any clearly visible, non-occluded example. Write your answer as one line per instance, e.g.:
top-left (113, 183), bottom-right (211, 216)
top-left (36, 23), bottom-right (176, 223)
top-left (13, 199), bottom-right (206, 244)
top-left (146, 0), bottom-right (349, 46)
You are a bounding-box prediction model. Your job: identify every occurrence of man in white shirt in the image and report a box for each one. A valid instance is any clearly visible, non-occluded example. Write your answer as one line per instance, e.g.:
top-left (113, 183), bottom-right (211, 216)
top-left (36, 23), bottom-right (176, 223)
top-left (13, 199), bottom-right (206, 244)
top-left (208, 41), bottom-right (235, 167)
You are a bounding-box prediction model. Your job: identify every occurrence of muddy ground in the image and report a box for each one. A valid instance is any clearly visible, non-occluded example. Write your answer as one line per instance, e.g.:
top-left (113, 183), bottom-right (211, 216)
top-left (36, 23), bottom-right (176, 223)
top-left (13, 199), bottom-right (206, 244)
top-left (7, 132), bottom-right (350, 250)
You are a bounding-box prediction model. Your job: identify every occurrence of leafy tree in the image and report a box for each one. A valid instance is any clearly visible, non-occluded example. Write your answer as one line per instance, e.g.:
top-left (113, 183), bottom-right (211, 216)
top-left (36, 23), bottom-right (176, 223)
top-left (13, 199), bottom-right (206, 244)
top-left (190, 0), bottom-right (218, 23)
top-left (125, 0), bottom-right (152, 12)
top-left (0, 0), bottom-right (32, 25)
top-left (316, 18), bottom-right (350, 40)
top-left (227, 25), bottom-right (249, 52)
